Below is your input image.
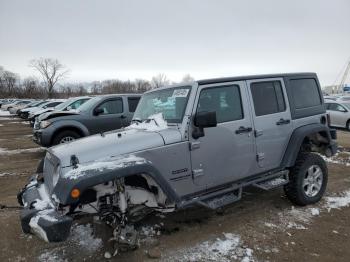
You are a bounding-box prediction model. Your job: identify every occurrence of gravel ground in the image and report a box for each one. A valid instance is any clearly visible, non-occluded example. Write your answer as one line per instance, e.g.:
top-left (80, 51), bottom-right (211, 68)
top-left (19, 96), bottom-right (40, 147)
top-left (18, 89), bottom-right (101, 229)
top-left (0, 115), bottom-right (350, 262)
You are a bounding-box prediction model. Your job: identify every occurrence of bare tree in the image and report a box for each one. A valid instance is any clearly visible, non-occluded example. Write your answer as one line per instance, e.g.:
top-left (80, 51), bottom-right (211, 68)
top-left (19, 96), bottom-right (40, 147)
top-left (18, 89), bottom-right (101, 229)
top-left (180, 74), bottom-right (195, 83)
top-left (135, 79), bottom-right (151, 92)
top-left (29, 58), bottom-right (70, 98)
top-left (151, 73), bottom-right (170, 89)
top-left (2, 70), bottom-right (18, 96)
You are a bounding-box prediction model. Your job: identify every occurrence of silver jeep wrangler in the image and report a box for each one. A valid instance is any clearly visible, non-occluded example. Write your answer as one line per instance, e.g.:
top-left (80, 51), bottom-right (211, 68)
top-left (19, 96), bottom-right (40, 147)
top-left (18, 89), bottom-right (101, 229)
top-left (18, 73), bottom-right (336, 247)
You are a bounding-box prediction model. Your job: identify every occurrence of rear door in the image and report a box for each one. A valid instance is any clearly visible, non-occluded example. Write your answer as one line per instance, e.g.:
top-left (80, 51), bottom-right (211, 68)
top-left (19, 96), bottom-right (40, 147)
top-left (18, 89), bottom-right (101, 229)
top-left (247, 78), bottom-right (292, 171)
top-left (189, 81), bottom-right (257, 191)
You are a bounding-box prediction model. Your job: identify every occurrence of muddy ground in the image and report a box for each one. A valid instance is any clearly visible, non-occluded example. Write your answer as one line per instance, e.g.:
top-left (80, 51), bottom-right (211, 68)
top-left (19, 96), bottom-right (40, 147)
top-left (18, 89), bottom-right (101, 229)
top-left (0, 115), bottom-right (349, 262)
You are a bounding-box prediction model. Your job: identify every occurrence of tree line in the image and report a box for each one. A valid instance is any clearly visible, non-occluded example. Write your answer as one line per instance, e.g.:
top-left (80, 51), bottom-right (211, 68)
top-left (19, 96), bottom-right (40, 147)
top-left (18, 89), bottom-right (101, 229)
top-left (0, 58), bottom-right (195, 99)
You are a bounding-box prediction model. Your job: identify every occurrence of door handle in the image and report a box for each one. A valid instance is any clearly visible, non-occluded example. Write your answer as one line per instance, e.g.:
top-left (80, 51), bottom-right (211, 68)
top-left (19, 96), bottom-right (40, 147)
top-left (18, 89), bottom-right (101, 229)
top-left (276, 118), bottom-right (290, 125)
top-left (235, 126), bottom-right (252, 134)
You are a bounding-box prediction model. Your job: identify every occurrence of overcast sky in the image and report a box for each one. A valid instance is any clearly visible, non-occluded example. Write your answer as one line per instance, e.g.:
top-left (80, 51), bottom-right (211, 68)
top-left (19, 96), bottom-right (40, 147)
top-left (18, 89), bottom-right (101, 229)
top-left (0, 0), bottom-right (349, 86)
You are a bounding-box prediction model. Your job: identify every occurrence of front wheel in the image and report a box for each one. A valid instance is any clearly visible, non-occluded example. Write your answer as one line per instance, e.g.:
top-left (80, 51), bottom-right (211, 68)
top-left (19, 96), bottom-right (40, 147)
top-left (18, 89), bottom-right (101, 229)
top-left (284, 152), bottom-right (328, 206)
top-left (52, 130), bottom-right (81, 145)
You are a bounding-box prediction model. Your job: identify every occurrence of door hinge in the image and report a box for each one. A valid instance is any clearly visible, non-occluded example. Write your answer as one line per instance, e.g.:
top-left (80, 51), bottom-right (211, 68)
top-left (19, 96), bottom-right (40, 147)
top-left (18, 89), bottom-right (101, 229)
top-left (254, 130), bottom-right (263, 137)
top-left (256, 153), bottom-right (265, 162)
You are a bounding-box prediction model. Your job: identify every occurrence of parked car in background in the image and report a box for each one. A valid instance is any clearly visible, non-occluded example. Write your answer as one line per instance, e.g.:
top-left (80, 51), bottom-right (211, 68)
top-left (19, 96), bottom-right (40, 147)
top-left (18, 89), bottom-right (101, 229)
top-left (325, 99), bottom-right (350, 130)
top-left (0, 99), bottom-right (16, 108)
top-left (27, 100), bottom-right (66, 126)
top-left (2, 100), bottom-right (25, 111)
top-left (35, 96), bottom-right (91, 126)
top-left (9, 100), bottom-right (40, 114)
top-left (33, 94), bottom-right (141, 146)
top-left (17, 100), bottom-right (47, 117)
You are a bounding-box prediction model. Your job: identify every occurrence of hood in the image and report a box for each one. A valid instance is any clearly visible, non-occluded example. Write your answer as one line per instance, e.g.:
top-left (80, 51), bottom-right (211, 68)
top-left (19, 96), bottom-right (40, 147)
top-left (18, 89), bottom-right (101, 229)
top-left (23, 106), bottom-right (41, 113)
top-left (34, 108), bottom-right (54, 116)
top-left (39, 110), bottom-right (80, 121)
top-left (49, 127), bottom-right (182, 167)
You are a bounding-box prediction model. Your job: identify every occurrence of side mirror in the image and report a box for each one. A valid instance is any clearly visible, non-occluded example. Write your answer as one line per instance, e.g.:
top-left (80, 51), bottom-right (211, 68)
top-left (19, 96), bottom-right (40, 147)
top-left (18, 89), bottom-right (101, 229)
top-left (66, 106), bottom-right (72, 111)
top-left (94, 108), bottom-right (104, 116)
top-left (192, 111), bottom-right (217, 139)
top-left (194, 111), bottom-right (217, 128)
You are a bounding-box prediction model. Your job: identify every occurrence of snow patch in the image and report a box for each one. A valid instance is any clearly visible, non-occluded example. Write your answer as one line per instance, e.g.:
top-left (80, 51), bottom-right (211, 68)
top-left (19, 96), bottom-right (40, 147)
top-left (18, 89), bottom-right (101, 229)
top-left (0, 147), bottom-right (44, 155)
top-left (324, 191), bottom-right (350, 211)
top-left (0, 172), bottom-right (16, 177)
top-left (162, 233), bottom-right (254, 262)
top-left (0, 110), bottom-right (11, 116)
top-left (63, 155), bottom-right (146, 180)
top-left (127, 113), bottom-right (168, 131)
top-left (70, 224), bottom-right (102, 251)
top-left (321, 153), bottom-right (350, 166)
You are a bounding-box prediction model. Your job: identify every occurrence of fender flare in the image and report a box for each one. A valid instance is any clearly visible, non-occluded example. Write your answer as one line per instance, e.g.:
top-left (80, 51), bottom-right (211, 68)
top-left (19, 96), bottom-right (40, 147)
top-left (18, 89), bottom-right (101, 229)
top-left (281, 123), bottom-right (333, 168)
top-left (53, 160), bottom-right (180, 205)
top-left (51, 120), bottom-right (90, 138)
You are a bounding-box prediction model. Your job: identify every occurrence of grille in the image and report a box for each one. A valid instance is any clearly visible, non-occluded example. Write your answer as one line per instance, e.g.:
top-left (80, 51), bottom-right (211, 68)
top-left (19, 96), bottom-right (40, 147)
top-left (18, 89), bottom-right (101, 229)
top-left (43, 153), bottom-right (59, 193)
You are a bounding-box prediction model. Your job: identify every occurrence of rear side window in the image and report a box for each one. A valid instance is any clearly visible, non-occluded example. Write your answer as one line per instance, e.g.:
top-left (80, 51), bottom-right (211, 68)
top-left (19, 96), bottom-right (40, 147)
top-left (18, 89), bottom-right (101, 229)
top-left (197, 85), bottom-right (243, 123)
top-left (96, 99), bottom-right (123, 115)
top-left (250, 81), bottom-right (286, 116)
top-left (290, 79), bottom-right (321, 109)
top-left (45, 102), bottom-right (61, 108)
top-left (128, 97), bottom-right (140, 112)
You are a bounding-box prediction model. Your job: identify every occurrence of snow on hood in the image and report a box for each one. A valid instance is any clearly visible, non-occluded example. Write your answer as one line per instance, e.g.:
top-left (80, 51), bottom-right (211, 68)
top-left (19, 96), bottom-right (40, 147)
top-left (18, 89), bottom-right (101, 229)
top-left (63, 155), bottom-right (146, 180)
top-left (50, 128), bottom-right (166, 167)
top-left (126, 113), bottom-right (168, 131)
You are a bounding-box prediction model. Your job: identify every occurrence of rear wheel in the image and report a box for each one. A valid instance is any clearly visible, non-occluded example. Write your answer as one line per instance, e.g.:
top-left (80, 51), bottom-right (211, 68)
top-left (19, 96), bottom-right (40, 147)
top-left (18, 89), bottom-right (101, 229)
top-left (346, 120), bottom-right (350, 131)
top-left (284, 152), bottom-right (328, 206)
top-left (52, 130), bottom-right (81, 145)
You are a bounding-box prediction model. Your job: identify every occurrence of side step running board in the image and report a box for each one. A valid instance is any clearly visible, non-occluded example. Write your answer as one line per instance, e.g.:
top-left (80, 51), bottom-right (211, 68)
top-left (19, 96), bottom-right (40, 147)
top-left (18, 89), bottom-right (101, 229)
top-left (253, 171), bottom-right (289, 190)
top-left (198, 188), bottom-right (242, 210)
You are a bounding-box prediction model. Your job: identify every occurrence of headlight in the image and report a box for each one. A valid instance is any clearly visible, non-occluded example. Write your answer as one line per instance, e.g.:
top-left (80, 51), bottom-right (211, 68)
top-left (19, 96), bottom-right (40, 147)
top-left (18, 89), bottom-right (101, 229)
top-left (40, 120), bottom-right (52, 129)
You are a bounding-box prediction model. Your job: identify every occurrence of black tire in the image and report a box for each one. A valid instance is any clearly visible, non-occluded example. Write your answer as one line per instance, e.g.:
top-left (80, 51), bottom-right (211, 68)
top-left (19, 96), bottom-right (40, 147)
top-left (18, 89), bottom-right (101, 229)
top-left (36, 158), bottom-right (45, 173)
top-left (346, 120), bottom-right (350, 131)
top-left (52, 130), bottom-right (81, 145)
top-left (284, 152), bottom-right (328, 206)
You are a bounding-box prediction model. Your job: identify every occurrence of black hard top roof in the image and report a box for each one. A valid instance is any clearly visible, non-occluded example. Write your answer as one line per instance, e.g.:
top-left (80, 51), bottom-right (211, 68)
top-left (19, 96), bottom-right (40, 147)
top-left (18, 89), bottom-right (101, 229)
top-left (197, 72), bottom-right (317, 85)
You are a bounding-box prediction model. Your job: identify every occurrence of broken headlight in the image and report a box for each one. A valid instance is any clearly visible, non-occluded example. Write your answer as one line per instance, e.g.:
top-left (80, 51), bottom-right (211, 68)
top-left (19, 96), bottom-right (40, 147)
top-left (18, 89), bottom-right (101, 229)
top-left (40, 120), bottom-right (52, 129)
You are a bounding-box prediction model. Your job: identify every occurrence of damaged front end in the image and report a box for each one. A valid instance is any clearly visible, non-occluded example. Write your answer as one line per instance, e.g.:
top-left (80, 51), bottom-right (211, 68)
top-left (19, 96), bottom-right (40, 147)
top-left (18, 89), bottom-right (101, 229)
top-left (18, 152), bottom-right (175, 250)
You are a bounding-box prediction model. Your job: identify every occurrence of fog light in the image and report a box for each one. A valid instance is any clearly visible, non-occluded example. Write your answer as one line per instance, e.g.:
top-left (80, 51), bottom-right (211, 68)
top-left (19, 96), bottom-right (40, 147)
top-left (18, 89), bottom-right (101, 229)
top-left (71, 189), bottom-right (80, 198)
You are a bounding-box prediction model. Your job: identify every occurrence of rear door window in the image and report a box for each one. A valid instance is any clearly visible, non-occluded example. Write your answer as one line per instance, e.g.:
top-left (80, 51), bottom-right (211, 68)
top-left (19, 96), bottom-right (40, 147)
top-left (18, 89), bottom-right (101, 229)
top-left (128, 97), bottom-right (140, 112)
top-left (290, 79), bottom-right (322, 109)
top-left (250, 81), bottom-right (286, 116)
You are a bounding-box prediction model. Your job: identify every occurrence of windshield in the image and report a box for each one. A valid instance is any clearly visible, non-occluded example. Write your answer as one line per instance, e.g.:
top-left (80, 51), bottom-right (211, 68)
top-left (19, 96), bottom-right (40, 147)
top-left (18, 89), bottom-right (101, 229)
top-left (133, 86), bottom-right (191, 123)
top-left (55, 99), bottom-right (73, 110)
top-left (77, 96), bottom-right (103, 112)
top-left (342, 103), bottom-right (350, 110)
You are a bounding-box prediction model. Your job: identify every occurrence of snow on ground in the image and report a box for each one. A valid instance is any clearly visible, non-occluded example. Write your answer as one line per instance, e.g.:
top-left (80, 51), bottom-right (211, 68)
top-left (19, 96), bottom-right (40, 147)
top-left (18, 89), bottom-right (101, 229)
top-left (70, 224), bottom-right (103, 252)
top-left (38, 223), bottom-right (102, 261)
top-left (162, 233), bottom-right (254, 262)
top-left (0, 117), bottom-right (14, 120)
top-left (0, 172), bottom-right (16, 177)
top-left (8, 121), bottom-right (29, 125)
top-left (324, 190), bottom-right (350, 211)
top-left (0, 110), bottom-right (11, 116)
top-left (321, 153), bottom-right (350, 166)
top-left (0, 147), bottom-right (44, 155)
top-left (0, 124), bottom-right (3, 127)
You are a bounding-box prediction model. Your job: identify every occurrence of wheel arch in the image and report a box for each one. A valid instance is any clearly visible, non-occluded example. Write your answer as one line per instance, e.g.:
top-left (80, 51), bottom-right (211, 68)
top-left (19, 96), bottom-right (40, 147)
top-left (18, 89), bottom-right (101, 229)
top-left (53, 161), bottom-right (180, 206)
top-left (50, 123), bottom-right (89, 145)
top-left (281, 123), bottom-right (335, 168)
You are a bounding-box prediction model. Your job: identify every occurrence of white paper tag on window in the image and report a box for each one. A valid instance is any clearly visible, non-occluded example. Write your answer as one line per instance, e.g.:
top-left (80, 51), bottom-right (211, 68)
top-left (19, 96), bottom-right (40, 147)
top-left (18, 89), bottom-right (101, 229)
top-left (172, 89), bottom-right (189, 97)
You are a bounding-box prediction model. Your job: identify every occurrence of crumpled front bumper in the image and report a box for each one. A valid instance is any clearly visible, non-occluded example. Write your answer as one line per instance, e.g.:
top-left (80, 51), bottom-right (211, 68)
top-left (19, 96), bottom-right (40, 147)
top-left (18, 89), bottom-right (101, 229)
top-left (17, 175), bottom-right (73, 242)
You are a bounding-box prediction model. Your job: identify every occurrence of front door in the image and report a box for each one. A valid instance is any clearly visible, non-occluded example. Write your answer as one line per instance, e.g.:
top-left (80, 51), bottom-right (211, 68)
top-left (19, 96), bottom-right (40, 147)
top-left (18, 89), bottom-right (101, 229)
top-left (247, 78), bottom-right (292, 171)
top-left (88, 98), bottom-right (124, 134)
top-left (189, 81), bottom-right (257, 191)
